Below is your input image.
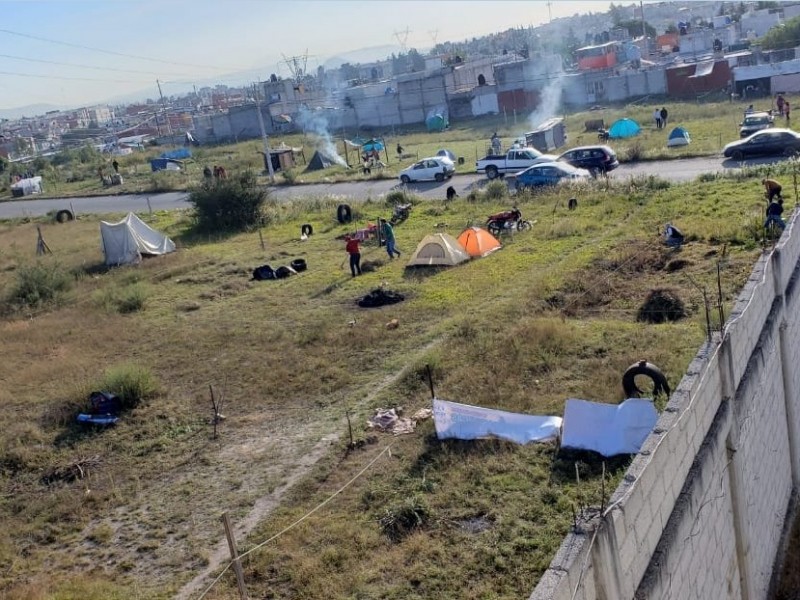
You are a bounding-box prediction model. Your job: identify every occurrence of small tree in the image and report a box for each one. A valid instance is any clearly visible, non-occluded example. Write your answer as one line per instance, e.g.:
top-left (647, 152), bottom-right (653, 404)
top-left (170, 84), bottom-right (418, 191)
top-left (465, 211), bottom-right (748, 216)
top-left (188, 170), bottom-right (267, 232)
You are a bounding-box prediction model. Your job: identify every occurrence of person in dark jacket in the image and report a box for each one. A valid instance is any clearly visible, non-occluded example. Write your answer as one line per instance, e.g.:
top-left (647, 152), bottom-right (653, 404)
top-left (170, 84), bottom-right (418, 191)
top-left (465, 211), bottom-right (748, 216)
top-left (763, 178), bottom-right (783, 201)
top-left (663, 223), bottom-right (685, 247)
top-left (765, 198), bottom-right (786, 231)
top-left (660, 107), bottom-right (668, 128)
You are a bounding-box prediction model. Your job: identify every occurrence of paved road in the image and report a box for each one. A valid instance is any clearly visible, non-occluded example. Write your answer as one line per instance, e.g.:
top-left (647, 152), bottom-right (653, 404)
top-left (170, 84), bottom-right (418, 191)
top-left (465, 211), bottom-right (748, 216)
top-left (0, 155), bottom-right (785, 219)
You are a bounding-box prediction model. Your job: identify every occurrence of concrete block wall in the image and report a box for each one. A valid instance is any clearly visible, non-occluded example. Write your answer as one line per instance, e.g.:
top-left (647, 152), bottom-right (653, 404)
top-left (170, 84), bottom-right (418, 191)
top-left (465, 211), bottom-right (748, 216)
top-left (532, 212), bottom-right (800, 600)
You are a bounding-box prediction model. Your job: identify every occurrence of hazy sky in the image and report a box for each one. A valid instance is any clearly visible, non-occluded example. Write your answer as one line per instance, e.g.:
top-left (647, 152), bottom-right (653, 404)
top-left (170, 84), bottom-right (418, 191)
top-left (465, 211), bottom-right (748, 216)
top-left (0, 0), bottom-right (612, 110)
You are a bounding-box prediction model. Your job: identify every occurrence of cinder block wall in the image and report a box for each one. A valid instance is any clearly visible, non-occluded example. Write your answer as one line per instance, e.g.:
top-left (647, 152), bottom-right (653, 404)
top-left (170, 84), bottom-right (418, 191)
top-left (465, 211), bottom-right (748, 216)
top-left (531, 215), bottom-right (800, 600)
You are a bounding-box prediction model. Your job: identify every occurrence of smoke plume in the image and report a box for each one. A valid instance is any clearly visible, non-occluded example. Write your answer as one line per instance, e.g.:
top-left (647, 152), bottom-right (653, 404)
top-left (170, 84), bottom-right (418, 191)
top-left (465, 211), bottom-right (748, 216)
top-left (297, 107), bottom-right (348, 166)
top-left (528, 75), bottom-right (564, 129)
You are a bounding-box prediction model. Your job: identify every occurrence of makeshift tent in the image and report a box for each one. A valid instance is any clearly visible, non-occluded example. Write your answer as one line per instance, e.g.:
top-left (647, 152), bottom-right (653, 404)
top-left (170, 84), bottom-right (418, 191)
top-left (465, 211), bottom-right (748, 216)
top-left (150, 158), bottom-right (182, 171)
top-left (457, 227), bottom-right (501, 258)
top-left (561, 398), bottom-right (658, 456)
top-left (426, 114), bottom-right (447, 132)
top-left (10, 176), bottom-right (43, 197)
top-left (160, 148), bottom-right (192, 160)
top-left (100, 212), bottom-right (176, 266)
top-left (305, 150), bottom-right (335, 171)
top-left (436, 149), bottom-right (456, 162)
top-left (608, 118), bottom-right (641, 139)
top-left (407, 233), bottom-right (470, 267)
top-left (433, 398), bottom-right (562, 444)
top-left (361, 138), bottom-right (384, 152)
top-left (667, 126), bottom-right (691, 147)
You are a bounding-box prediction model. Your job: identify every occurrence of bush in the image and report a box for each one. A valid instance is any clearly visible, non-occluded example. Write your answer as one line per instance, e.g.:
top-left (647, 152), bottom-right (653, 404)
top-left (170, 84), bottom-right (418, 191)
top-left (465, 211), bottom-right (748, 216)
top-left (7, 262), bottom-right (72, 309)
top-left (188, 170), bottom-right (267, 232)
top-left (100, 364), bottom-right (158, 410)
top-left (623, 141), bottom-right (645, 162)
top-left (281, 168), bottom-right (298, 184)
top-left (378, 495), bottom-right (431, 541)
top-left (94, 283), bottom-right (149, 314)
top-left (484, 180), bottom-right (508, 201)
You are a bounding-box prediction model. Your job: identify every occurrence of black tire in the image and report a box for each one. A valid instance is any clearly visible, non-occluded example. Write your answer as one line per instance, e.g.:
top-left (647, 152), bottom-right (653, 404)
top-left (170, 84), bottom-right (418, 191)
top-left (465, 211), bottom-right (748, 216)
top-left (486, 165), bottom-right (498, 180)
top-left (290, 258), bottom-right (307, 272)
top-left (336, 204), bottom-right (352, 224)
top-left (434, 172), bottom-right (444, 182)
top-left (517, 220), bottom-right (532, 232)
top-left (487, 222), bottom-right (501, 237)
top-left (300, 223), bottom-right (313, 236)
top-left (622, 360), bottom-right (670, 398)
top-left (732, 150), bottom-right (744, 161)
top-left (55, 209), bottom-right (74, 223)
top-left (400, 174), bottom-right (411, 184)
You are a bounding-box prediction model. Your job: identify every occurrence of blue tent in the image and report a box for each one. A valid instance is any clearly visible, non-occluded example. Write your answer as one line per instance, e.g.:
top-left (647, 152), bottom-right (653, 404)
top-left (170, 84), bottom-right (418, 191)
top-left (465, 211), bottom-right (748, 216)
top-left (667, 126), bottom-right (691, 147)
top-left (160, 148), bottom-right (192, 160)
top-left (361, 139), bottom-right (384, 152)
top-left (426, 114), bottom-right (448, 132)
top-left (608, 118), bottom-right (641, 139)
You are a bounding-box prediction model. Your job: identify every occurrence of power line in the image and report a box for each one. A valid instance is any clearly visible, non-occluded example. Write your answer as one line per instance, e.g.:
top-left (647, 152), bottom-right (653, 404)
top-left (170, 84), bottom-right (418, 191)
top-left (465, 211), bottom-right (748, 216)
top-left (0, 27), bottom-right (234, 72)
top-left (0, 69), bottom-right (151, 84)
top-left (0, 52), bottom-right (192, 77)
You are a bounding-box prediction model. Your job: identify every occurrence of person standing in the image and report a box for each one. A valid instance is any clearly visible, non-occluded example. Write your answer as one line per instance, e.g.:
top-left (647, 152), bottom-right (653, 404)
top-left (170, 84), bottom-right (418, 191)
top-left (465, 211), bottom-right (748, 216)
top-left (660, 107), bottom-right (668, 128)
top-left (765, 198), bottom-right (786, 231)
top-left (396, 142), bottom-right (403, 156)
top-left (777, 94), bottom-right (786, 117)
top-left (380, 218), bottom-right (401, 259)
top-left (786, 100), bottom-right (791, 123)
top-left (112, 159), bottom-right (119, 173)
top-left (344, 235), bottom-right (362, 277)
top-left (653, 107), bottom-right (662, 129)
top-left (762, 178), bottom-right (783, 201)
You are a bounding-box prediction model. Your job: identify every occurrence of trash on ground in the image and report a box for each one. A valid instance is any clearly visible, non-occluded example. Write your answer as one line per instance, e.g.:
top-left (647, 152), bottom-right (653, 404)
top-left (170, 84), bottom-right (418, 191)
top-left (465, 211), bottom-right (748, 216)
top-left (358, 288), bottom-right (405, 308)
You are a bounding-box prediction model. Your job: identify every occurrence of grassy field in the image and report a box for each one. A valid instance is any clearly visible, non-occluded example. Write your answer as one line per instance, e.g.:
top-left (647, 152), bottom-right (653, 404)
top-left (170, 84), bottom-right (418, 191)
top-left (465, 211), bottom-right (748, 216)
top-left (1, 95), bottom-right (794, 200)
top-left (0, 159), bottom-right (792, 598)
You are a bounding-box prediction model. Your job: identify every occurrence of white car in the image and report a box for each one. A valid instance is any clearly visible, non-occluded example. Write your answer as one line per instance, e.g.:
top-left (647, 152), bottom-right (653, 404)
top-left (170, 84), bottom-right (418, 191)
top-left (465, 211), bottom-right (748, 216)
top-left (399, 156), bottom-right (455, 183)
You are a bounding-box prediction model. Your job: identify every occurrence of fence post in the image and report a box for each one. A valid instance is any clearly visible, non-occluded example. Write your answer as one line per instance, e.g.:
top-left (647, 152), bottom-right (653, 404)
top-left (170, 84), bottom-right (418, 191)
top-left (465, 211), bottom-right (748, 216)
top-left (221, 511), bottom-right (249, 600)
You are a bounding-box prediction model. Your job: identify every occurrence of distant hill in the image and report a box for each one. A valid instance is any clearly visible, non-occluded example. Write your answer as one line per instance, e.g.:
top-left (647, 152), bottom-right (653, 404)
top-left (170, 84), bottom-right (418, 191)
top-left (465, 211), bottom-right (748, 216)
top-left (0, 103), bottom-right (63, 120)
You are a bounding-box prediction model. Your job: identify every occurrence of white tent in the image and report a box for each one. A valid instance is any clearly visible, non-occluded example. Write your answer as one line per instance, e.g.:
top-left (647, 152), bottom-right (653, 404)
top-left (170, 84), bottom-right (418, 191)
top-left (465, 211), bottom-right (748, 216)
top-left (100, 212), bottom-right (175, 266)
top-left (10, 176), bottom-right (43, 197)
top-left (407, 233), bottom-right (470, 267)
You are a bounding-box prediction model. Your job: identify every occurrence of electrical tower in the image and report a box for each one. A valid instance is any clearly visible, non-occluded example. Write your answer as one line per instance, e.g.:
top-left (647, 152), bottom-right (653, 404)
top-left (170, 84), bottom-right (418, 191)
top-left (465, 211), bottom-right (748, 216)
top-left (282, 50), bottom-right (309, 84)
top-left (393, 27), bottom-right (411, 52)
top-left (428, 29), bottom-right (439, 47)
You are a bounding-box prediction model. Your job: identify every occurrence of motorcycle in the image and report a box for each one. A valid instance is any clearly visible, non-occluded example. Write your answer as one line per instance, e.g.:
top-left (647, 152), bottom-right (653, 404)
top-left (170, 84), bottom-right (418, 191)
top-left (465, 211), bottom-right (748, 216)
top-left (390, 203), bottom-right (412, 225)
top-left (486, 207), bottom-right (532, 236)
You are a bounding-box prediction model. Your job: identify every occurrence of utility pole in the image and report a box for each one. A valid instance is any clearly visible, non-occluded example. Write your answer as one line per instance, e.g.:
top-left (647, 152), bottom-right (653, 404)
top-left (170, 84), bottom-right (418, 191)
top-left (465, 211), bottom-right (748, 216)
top-left (546, 1), bottom-right (552, 23)
top-left (254, 83), bottom-right (275, 183)
top-left (156, 79), bottom-right (172, 138)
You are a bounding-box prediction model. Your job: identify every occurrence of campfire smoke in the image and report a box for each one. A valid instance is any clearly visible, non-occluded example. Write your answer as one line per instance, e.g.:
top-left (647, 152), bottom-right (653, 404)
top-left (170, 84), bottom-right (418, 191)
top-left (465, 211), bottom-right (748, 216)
top-left (297, 107), bottom-right (348, 166)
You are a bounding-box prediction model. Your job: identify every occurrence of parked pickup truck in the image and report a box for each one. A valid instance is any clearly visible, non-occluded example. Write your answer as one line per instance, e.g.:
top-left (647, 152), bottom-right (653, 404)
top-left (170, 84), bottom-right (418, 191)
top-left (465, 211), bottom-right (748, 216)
top-left (476, 148), bottom-right (558, 179)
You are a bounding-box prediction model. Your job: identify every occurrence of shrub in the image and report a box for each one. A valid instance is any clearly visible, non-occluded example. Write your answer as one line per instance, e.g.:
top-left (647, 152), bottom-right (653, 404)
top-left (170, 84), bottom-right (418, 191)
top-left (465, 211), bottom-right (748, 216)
top-left (7, 262), bottom-right (72, 309)
top-left (378, 495), bottom-right (431, 541)
top-left (94, 283), bottom-right (149, 314)
top-left (637, 288), bottom-right (687, 323)
top-left (484, 180), bottom-right (508, 201)
top-left (100, 364), bottom-right (158, 410)
top-left (281, 168), bottom-right (297, 184)
top-left (188, 170), bottom-right (267, 232)
top-left (623, 141), bottom-right (645, 162)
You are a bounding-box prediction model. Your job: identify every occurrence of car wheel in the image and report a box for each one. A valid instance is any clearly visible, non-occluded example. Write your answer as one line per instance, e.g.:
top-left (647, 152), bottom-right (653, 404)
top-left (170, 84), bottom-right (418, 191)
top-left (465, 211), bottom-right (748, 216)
top-left (400, 175), bottom-right (411, 184)
top-left (435, 172), bottom-right (444, 182)
top-left (486, 166), bottom-right (498, 180)
top-left (732, 150), bottom-right (744, 161)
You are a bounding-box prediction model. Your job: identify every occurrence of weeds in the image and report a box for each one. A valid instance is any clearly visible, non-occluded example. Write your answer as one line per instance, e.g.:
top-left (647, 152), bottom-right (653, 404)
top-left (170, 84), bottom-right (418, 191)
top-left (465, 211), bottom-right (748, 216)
top-left (100, 364), bottom-right (158, 410)
top-left (5, 261), bottom-right (71, 310)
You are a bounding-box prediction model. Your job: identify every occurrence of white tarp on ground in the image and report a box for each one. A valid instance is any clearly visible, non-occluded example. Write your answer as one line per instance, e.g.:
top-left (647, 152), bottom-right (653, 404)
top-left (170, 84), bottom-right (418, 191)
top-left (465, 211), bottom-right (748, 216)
top-left (100, 212), bottom-right (175, 266)
top-left (561, 398), bottom-right (658, 456)
top-left (10, 176), bottom-right (43, 196)
top-left (433, 398), bottom-right (562, 445)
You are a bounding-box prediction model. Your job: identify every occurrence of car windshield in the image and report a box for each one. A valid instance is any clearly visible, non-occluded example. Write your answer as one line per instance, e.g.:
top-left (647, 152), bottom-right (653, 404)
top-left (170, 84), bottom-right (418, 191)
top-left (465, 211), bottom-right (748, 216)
top-left (520, 150), bottom-right (541, 159)
top-left (744, 116), bottom-right (771, 126)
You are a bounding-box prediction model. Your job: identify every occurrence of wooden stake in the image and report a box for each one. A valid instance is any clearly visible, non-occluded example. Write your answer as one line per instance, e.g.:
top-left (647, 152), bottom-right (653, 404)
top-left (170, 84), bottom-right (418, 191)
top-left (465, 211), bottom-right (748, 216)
top-left (221, 512), bottom-right (249, 600)
top-left (346, 407), bottom-right (354, 447)
top-left (36, 226), bottom-right (52, 256)
top-left (426, 364), bottom-right (436, 400)
top-left (258, 230), bottom-right (265, 251)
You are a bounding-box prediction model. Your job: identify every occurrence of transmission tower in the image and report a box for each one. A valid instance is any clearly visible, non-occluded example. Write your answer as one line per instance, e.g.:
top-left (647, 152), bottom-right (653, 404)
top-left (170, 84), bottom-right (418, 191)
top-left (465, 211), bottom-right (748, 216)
top-left (282, 50), bottom-right (309, 84)
top-left (428, 29), bottom-right (439, 47)
top-left (393, 27), bottom-right (411, 52)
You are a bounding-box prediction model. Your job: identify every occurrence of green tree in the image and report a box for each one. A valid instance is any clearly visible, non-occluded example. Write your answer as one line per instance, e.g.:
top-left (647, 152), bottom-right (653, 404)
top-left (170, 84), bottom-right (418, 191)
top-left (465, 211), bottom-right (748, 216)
top-left (407, 48), bottom-right (426, 72)
top-left (188, 170), bottom-right (267, 233)
top-left (761, 16), bottom-right (800, 50)
top-left (616, 19), bottom-right (656, 38)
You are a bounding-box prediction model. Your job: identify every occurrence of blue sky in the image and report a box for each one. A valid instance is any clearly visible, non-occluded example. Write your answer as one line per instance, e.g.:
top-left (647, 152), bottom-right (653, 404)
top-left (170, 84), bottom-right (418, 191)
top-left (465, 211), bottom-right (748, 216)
top-left (0, 0), bottom-right (609, 110)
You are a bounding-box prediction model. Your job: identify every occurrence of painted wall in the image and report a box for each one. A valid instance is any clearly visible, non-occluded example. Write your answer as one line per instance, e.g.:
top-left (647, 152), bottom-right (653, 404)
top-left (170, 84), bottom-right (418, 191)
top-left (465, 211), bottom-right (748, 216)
top-left (531, 211), bottom-right (800, 600)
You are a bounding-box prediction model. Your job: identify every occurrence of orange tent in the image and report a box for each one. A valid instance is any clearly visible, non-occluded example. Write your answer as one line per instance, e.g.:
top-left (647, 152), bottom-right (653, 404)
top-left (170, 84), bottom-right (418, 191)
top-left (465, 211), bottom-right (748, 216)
top-left (457, 227), bottom-right (501, 258)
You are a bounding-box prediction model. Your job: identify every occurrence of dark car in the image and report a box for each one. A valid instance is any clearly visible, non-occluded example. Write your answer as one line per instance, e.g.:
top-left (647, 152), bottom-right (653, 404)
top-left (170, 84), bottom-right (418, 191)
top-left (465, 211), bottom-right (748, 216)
top-left (558, 145), bottom-right (619, 175)
top-left (723, 128), bottom-right (800, 160)
top-left (739, 112), bottom-right (774, 138)
top-left (514, 162), bottom-right (591, 190)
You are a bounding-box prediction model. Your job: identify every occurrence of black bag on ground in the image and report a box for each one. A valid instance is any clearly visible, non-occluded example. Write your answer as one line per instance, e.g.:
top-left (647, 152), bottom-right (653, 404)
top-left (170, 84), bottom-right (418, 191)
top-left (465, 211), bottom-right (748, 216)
top-left (274, 265), bottom-right (295, 279)
top-left (358, 288), bottom-right (405, 308)
top-left (252, 264), bottom-right (275, 281)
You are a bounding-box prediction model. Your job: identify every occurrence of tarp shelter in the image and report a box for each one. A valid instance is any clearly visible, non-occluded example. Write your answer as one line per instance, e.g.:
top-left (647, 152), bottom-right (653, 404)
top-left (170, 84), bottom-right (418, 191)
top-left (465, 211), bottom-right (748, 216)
top-left (426, 113), bottom-right (448, 132)
top-left (608, 118), bottom-right (641, 139)
top-left (305, 150), bottom-right (335, 171)
top-left (433, 398), bottom-right (562, 444)
top-left (10, 176), bottom-right (43, 197)
top-left (560, 398), bottom-right (658, 456)
top-left (457, 227), bottom-right (501, 258)
top-left (407, 233), bottom-right (470, 267)
top-left (150, 158), bottom-right (182, 172)
top-left (100, 212), bottom-right (176, 266)
top-left (436, 149), bottom-right (456, 162)
top-left (667, 126), bottom-right (691, 147)
top-left (160, 148), bottom-right (192, 160)
top-left (361, 139), bottom-right (384, 152)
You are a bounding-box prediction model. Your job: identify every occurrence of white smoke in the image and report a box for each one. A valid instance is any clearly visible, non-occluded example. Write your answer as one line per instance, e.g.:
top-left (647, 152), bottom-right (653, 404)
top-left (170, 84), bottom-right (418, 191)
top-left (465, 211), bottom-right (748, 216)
top-left (297, 107), bottom-right (348, 166)
top-left (528, 75), bottom-right (564, 130)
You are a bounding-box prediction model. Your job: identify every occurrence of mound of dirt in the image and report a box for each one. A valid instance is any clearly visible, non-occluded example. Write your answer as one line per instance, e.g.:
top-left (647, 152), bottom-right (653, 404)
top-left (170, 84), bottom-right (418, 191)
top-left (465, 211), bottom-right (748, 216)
top-left (637, 288), bottom-right (687, 323)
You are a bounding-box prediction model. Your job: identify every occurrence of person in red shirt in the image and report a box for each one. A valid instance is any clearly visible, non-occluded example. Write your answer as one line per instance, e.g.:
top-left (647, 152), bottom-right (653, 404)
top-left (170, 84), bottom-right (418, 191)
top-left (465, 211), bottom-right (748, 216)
top-left (345, 235), bottom-right (362, 277)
